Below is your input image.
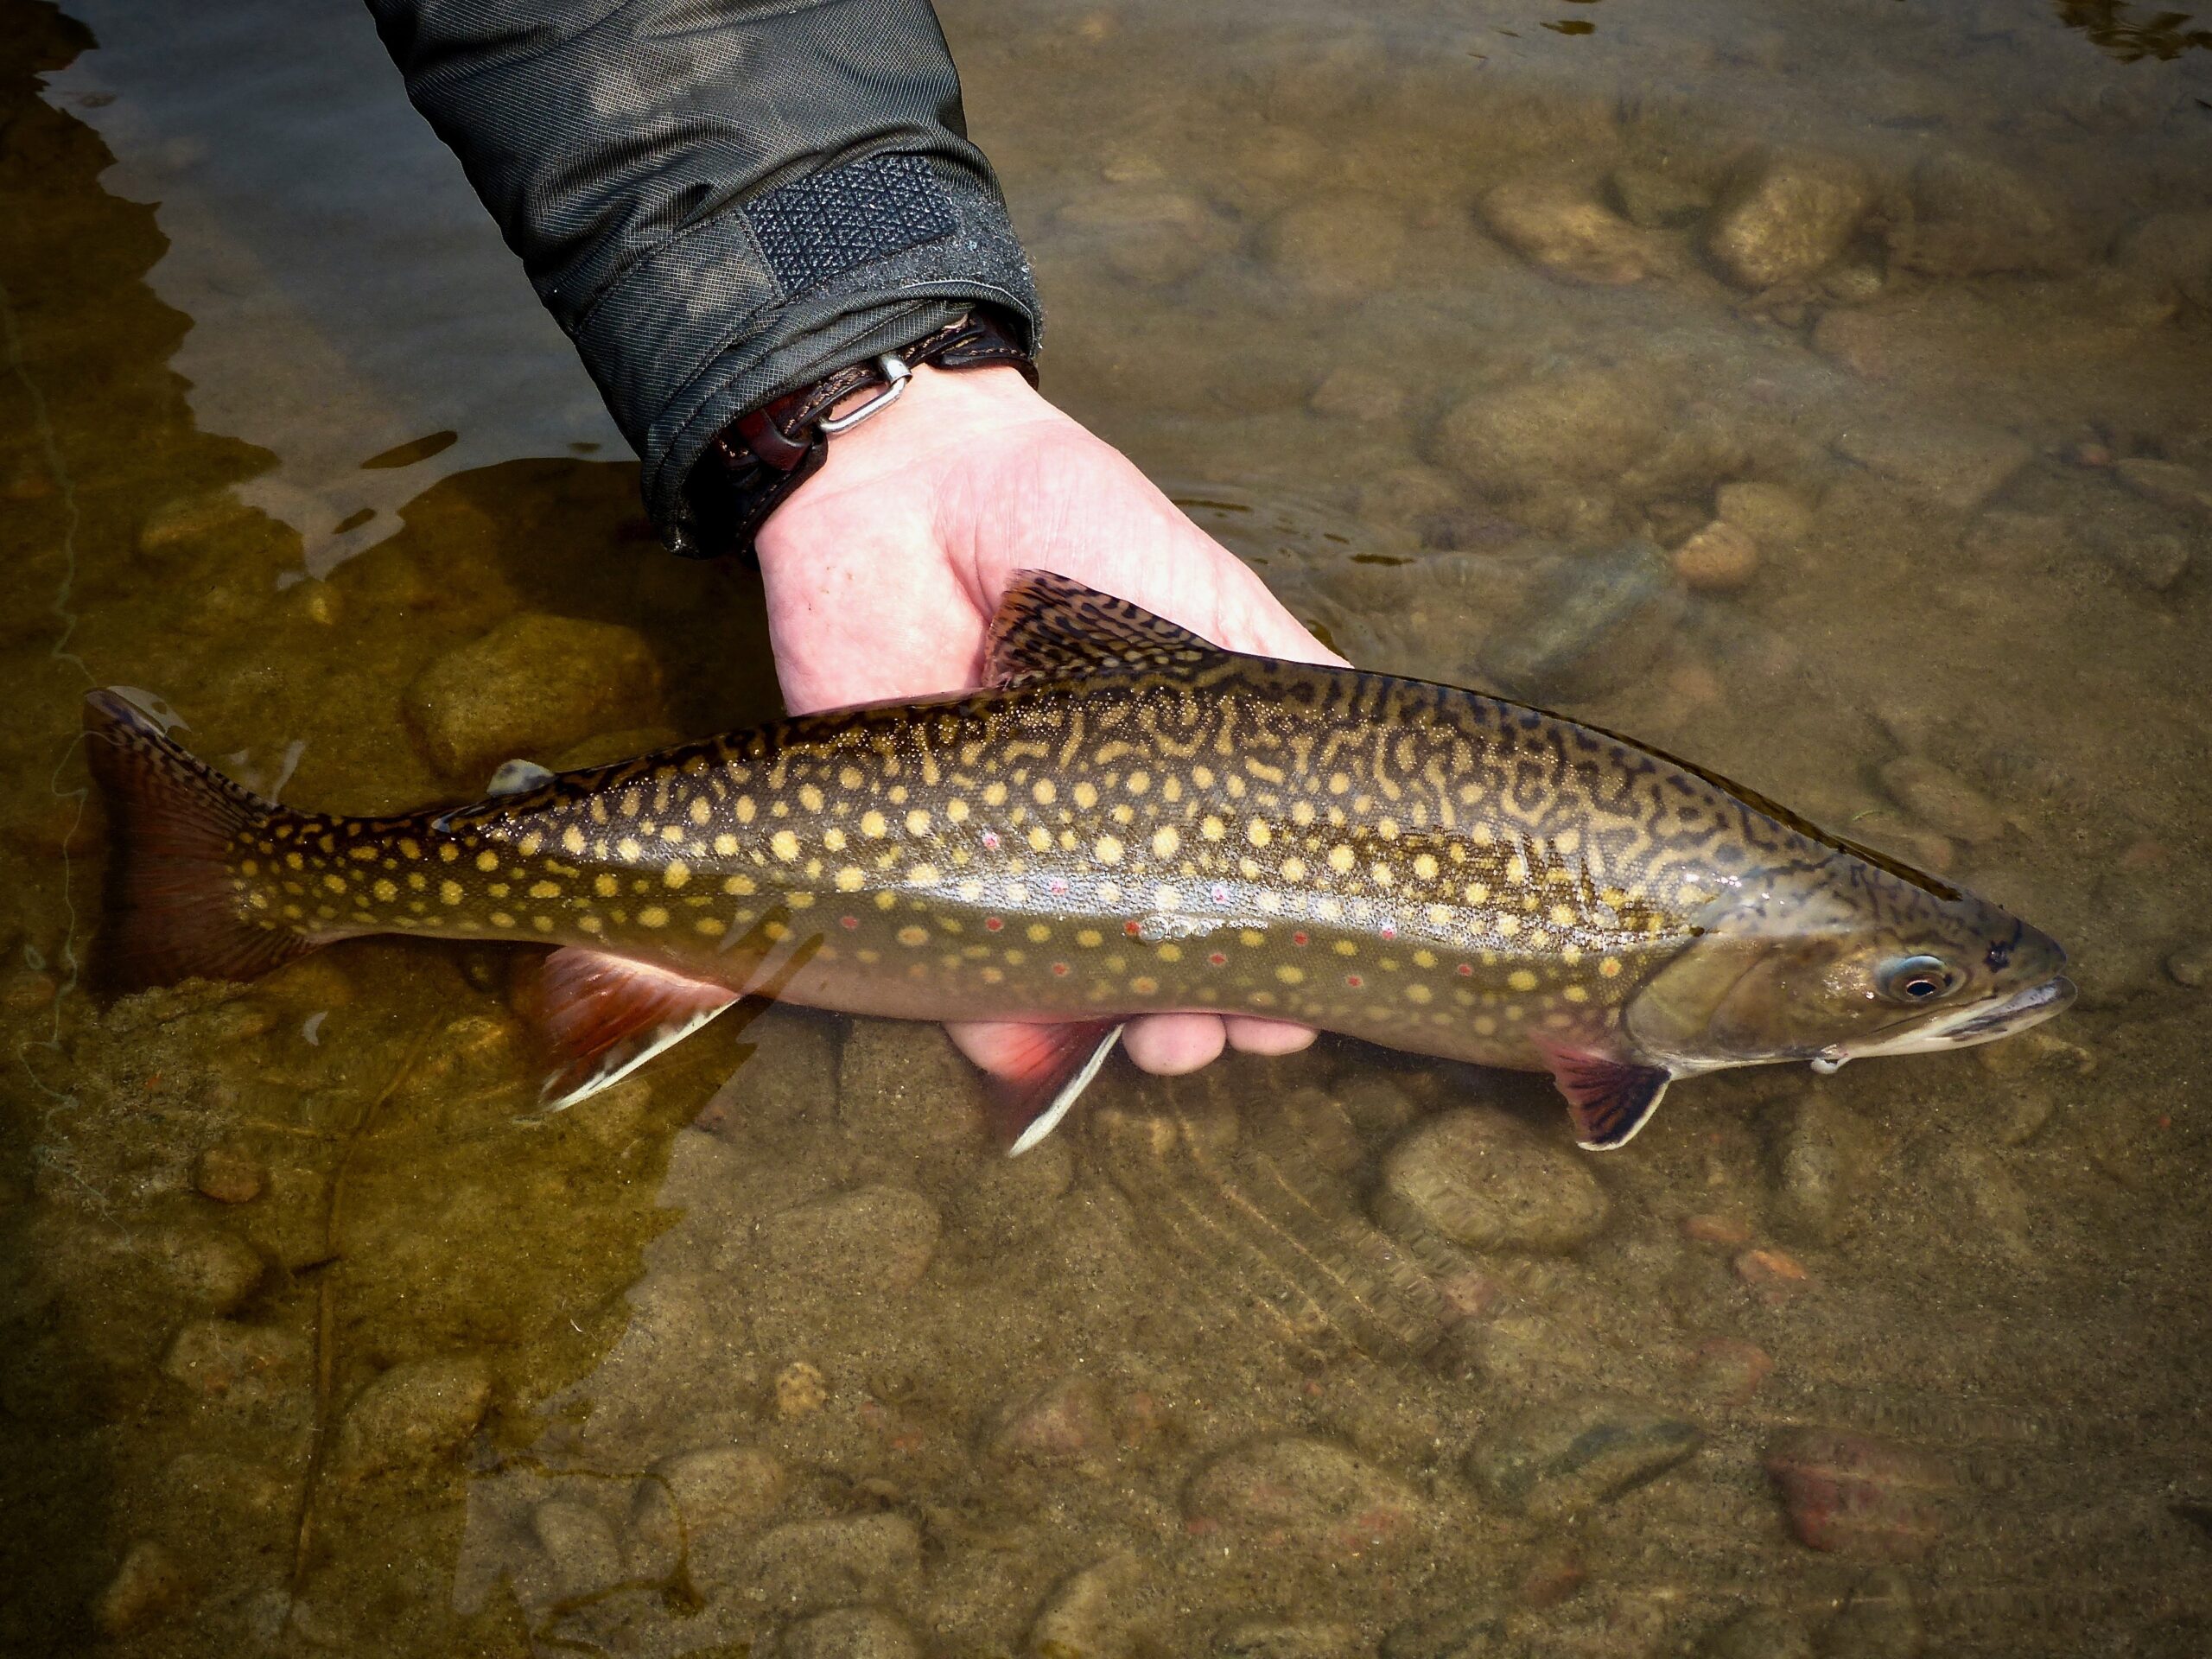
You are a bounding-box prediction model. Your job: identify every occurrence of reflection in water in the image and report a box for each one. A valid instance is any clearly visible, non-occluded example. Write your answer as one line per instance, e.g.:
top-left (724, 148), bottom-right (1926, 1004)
top-left (3, 0), bottom-right (2210, 1651)
top-left (2056, 0), bottom-right (2212, 61)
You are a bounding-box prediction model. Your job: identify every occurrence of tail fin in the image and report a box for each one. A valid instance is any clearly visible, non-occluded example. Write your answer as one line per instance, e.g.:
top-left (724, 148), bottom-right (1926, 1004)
top-left (82, 689), bottom-right (314, 994)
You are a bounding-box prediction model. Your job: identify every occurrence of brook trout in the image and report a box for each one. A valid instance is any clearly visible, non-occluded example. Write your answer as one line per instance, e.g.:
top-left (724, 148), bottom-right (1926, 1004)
top-left (85, 572), bottom-right (2072, 1151)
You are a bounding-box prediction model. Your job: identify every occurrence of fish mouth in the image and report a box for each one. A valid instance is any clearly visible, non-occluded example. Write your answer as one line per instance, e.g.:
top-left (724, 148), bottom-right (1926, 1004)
top-left (1819, 975), bottom-right (2076, 1067)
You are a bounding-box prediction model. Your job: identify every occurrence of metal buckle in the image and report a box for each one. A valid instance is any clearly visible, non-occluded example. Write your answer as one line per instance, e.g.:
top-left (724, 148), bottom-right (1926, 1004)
top-left (817, 353), bottom-right (912, 435)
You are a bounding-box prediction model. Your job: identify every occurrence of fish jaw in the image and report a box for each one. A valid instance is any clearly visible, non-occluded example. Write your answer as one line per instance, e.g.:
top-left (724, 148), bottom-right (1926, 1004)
top-left (1809, 974), bottom-right (2076, 1071)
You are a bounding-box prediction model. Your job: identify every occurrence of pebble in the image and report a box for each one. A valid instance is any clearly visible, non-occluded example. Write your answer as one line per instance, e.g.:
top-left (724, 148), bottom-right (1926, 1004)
top-left (776, 1359), bottom-right (829, 1418)
top-left (403, 613), bottom-right (664, 779)
top-left (193, 1144), bottom-right (265, 1205)
top-left (1468, 1399), bottom-right (1703, 1520)
top-left (532, 1497), bottom-right (627, 1599)
top-left (92, 1541), bottom-right (190, 1636)
top-left (162, 1319), bottom-right (306, 1408)
top-left (1262, 194), bottom-right (1408, 302)
top-left (1734, 1247), bottom-right (1810, 1304)
top-left (1834, 417), bottom-right (2031, 513)
top-left (1217, 1621), bottom-right (1363, 1658)
top-left (765, 1184), bottom-right (940, 1294)
top-left (1688, 1337), bottom-right (1775, 1406)
top-left (1707, 154), bottom-right (1872, 289)
top-left (731, 1513), bottom-right (922, 1611)
top-left (1430, 368), bottom-right (1667, 498)
top-left (1715, 480), bottom-right (1815, 543)
top-left (1764, 1429), bottom-right (1948, 1560)
top-left (151, 1226), bottom-right (265, 1313)
top-left (1698, 1610), bottom-right (1816, 1659)
top-left (2113, 456), bottom-right (2212, 524)
top-left (1681, 1213), bottom-right (1754, 1248)
top-left (1608, 162), bottom-right (1713, 229)
top-left (1478, 179), bottom-right (1656, 284)
top-left (330, 1353), bottom-right (494, 1481)
top-left (1820, 1567), bottom-right (1922, 1659)
top-left (1334, 1075), bottom-right (1423, 1143)
top-left (651, 1442), bottom-right (789, 1531)
top-left (1025, 1552), bottom-right (1144, 1658)
top-left (1055, 185), bottom-right (1236, 287)
top-left (1671, 519), bottom-right (1761, 592)
top-left (1770, 1097), bottom-right (1882, 1244)
top-left (781, 1605), bottom-right (923, 1659)
top-left (1376, 1108), bottom-right (1610, 1254)
top-left (1185, 1436), bottom-right (1423, 1557)
top-left (1938, 1144), bottom-right (2036, 1264)
top-left (2168, 944), bottom-right (2210, 988)
top-left (1878, 755), bottom-right (2005, 844)
top-left (990, 1372), bottom-right (1115, 1465)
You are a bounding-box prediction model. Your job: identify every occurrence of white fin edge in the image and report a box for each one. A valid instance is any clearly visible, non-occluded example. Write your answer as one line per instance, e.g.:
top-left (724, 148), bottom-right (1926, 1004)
top-left (538, 1001), bottom-right (735, 1112)
top-left (1007, 1023), bottom-right (1124, 1157)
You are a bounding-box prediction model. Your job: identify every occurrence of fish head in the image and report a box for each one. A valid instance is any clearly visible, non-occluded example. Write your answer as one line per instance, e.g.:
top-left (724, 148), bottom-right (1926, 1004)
top-left (1624, 855), bottom-right (2072, 1072)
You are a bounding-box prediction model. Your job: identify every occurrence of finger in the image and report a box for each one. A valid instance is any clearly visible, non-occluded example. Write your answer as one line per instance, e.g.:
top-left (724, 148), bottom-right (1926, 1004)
top-left (1121, 1011), bottom-right (1228, 1075)
top-left (1223, 1015), bottom-right (1319, 1057)
top-left (945, 1017), bottom-right (1050, 1078)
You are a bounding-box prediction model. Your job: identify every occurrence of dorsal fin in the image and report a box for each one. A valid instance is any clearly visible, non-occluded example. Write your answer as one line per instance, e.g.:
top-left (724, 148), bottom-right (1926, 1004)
top-left (984, 571), bottom-right (1225, 689)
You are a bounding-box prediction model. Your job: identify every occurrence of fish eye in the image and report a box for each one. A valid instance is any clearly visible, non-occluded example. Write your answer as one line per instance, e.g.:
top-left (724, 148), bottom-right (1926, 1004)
top-left (1878, 954), bottom-right (1957, 1002)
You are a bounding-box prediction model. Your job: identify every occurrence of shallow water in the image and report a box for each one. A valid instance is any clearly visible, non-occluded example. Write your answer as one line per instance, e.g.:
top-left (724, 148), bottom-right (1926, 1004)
top-left (3, 0), bottom-right (2209, 1652)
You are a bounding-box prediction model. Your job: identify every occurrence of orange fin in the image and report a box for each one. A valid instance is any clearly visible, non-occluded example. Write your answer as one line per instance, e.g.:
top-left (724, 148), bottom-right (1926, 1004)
top-left (516, 947), bottom-right (739, 1109)
top-left (985, 572), bottom-right (1223, 689)
top-left (979, 1020), bottom-right (1124, 1154)
top-left (81, 689), bottom-right (313, 994)
top-left (1534, 1039), bottom-right (1672, 1150)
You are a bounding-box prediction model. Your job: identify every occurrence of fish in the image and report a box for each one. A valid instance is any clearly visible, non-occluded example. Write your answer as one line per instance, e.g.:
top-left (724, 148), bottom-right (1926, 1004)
top-left (81, 570), bottom-right (2073, 1153)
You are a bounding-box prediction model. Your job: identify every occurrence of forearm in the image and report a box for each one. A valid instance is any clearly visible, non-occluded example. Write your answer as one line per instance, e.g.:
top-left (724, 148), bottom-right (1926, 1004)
top-left (364, 0), bottom-right (1039, 543)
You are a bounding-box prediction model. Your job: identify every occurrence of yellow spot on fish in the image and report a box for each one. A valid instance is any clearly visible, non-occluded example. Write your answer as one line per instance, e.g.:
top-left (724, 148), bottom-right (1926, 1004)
top-left (1096, 835), bottom-right (1123, 863)
top-left (1498, 914), bottom-right (1522, 938)
top-left (799, 783), bottom-right (823, 811)
top-left (1328, 844), bottom-right (1356, 874)
top-left (1275, 964), bottom-right (1305, 985)
top-left (1508, 969), bottom-right (1538, 991)
top-left (1506, 855), bottom-right (1529, 884)
top-left (1414, 853), bottom-right (1439, 880)
top-left (1126, 770), bottom-right (1150, 794)
top-left (736, 797), bottom-right (756, 823)
top-left (946, 798), bottom-right (969, 823)
top-left (1370, 863), bottom-right (1394, 888)
top-left (637, 906), bottom-right (669, 929)
top-left (1471, 823), bottom-right (1496, 847)
top-left (724, 874), bottom-right (756, 896)
top-left (475, 849), bottom-right (499, 872)
top-left (898, 925), bottom-right (929, 946)
top-left (1291, 801), bottom-right (1315, 827)
top-left (617, 836), bottom-right (642, 860)
top-left (1200, 816), bottom-right (1225, 842)
top-left (1465, 881), bottom-right (1490, 904)
top-left (1281, 855), bottom-right (1306, 881)
top-left (907, 864), bottom-right (941, 885)
top-left (906, 808), bottom-right (931, 836)
top-left (708, 832), bottom-right (737, 856)
top-left (1072, 781), bottom-right (1097, 809)
top-left (1027, 923), bottom-right (1051, 943)
top-left (372, 879), bottom-right (397, 902)
top-left (1407, 983), bottom-right (1433, 1003)
top-left (490, 911), bottom-right (515, 928)
top-left (531, 880), bottom-right (561, 899)
top-left (1152, 826), bottom-right (1180, 859)
top-left (771, 830), bottom-right (799, 861)
top-left (861, 810), bottom-right (887, 838)
top-left (982, 781), bottom-right (1007, 807)
top-left (836, 866), bottom-right (864, 892)
top-left (840, 765), bottom-right (864, 790)
top-left (1033, 779), bottom-right (1056, 805)
top-left (659, 824), bottom-right (685, 842)
top-left (1247, 818), bottom-right (1272, 848)
top-left (559, 826), bottom-right (584, 855)
top-left (594, 874), bottom-right (620, 898)
top-left (695, 916), bottom-right (726, 937)
top-left (1600, 957), bottom-right (1623, 977)
top-left (1077, 929), bottom-right (1103, 948)
top-left (1414, 949), bottom-right (1437, 968)
top-left (1027, 826), bottom-right (1052, 852)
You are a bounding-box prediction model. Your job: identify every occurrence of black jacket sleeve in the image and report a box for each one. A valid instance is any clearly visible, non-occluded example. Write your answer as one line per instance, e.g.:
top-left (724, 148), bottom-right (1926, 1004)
top-left (364, 0), bottom-right (1039, 550)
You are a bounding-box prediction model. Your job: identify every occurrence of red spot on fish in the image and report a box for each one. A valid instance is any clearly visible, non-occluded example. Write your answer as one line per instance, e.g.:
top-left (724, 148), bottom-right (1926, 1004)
top-left (980, 830), bottom-right (1001, 850)
top-left (1124, 918), bottom-right (1141, 937)
top-left (985, 917), bottom-right (1003, 931)
top-left (1048, 876), bottom-right (1068, 896)
top-left (1052, 962), bottom-right (1069, 976)
top-left (840, 915), bottom-right (858, 931)
top-left (1208, 952), bottom-right (1227, 967)
top-left (1292, 931), bottom-right (1308, 946)
top-left (1346, 974), bottom-right (1363, 988)
top-left (1210, 883), bottom-right (1230, 904)
top-left (1457, 962), bottom-right (1473, 976)
top-left (1380, 925), bottom-right (1397, 940)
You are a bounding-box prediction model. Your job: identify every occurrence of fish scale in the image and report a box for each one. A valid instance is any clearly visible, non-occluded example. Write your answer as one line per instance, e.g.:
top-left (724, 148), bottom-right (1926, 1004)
top-left (83, 571), bottom-right (2071, 1151)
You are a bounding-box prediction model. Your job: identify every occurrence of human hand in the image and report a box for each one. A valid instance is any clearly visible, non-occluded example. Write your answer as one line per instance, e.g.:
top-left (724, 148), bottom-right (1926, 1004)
top-left (754, 361), bottom-right (1344, 1077)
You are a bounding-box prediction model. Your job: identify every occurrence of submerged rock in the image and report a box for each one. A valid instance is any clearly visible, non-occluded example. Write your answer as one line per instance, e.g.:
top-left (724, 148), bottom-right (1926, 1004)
top-left (1707, 154), bottom-right (1872, 289)
top-left (2113, 457), bottom-right (2212, 524)
top-left (150, 1226), bottom-right (265, 1314)
top-left (1468, 1399), bottom-right (1703, 1519)
top-left (1893, 150), bottom-right (2075, 276)
top-left (1765, 1430), bottom-right (1950, 1560)
top-left (1478, 178), bottom-right (1656, 284)
top-left (92, 1541), bottom-right (190, 1637)
top-left (733, 1513), bottom-right (923, 1611)
top-left (1609, 162), bottom-right (1713, 229)
top-left (1467, 539), bottom-right (1685, 702)
top-left (1671, 519), bottom-right (1761, 592)
top-left (780, 1605), bottom-right (922, 1659)
top-left (1185, 1436), bottom-right (1424, 1556)
top-left (1834, 417), bottom-right (2031, 513)
top-left (1376, 1108), bottom-right (1610, 1254)
top-left (1056, 185), bottom-right (1237, 287)
top-left (532, 1497), bottom-right (626, 1599)
top-left (650, 1442), bottom-right (789, 1532)
top-left (1025, 1552), bottom-right (1146, 1658)
top-left (1715, 480), bottom-right (1815, 543)
top-left (404, 613), bottom-right (664, 780)
top-left (331, 1353), bottom-right (494, 1481)
top-left (989, 1372), bottom-right (1115, 1465)
top-left (1263, 194), bottom-right (1408, 302)
top-left (1431, 367), bottom-right (1668, 499)
top-left (763, 1184), bottom-right (941, 1294)
top-left (1878, 755), bottom-right (2005, 844)
top-left (1699, 1609), bottom-right (1818, 1659)
top-left (1818, 1567), bottom-right (1923, 1659)
top-left (194, 1144), bottom-right (265, 1205)
top-left (1770, 1097), bottom-right (1883, 1244)
top-left (162, 1319), bottom-right (307, 1408)
top-left (1217, 1620), bottom-right (1363, 1658)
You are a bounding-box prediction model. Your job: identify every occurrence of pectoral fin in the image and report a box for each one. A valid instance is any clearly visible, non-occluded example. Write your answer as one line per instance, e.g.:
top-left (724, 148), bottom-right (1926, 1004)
top-left (962, 1020), bottom-right (1125, 1155)
top-left (1534, 1040), bottom-right (1673, 1150)
top-left (516, 947), bottom-right (739, 1110)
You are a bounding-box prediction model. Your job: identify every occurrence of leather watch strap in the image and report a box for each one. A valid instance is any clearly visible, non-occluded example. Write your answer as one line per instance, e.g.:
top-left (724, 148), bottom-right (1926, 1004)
top-left (688, 308), bottom-right (1036, 560)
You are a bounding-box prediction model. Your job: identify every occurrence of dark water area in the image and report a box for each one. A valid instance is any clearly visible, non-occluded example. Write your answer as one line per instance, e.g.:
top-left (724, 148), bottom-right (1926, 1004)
top-left (2, 0), bottom-right (2209, 1653)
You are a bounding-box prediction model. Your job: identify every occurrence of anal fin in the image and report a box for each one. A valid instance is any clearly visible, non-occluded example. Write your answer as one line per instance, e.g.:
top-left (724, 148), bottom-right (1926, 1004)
top-left (971, 1020), bottom-right (1125, 1155)
top-left (1534, 1039), bottom-right (1673, 1150)
top-left (516, 947), bottom-right (739, 1109)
